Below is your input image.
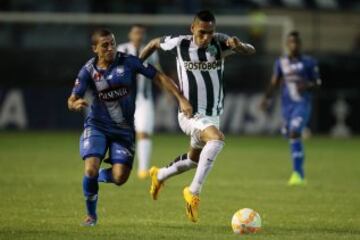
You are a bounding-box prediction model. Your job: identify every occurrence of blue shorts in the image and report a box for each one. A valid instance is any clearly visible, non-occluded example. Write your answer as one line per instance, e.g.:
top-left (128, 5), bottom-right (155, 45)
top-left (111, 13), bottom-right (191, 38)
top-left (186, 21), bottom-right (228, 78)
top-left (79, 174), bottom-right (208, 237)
top-left (79, 126), bottom-right (135, 168)
top-left (282, 103), bottom-right (311, 136)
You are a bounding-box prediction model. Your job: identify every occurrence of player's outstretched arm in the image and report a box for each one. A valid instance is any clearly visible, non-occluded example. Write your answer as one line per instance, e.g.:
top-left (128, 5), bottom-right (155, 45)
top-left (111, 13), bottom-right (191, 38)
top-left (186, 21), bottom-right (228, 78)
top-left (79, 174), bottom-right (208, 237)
top-left (260, 74), bottom-right (281, 111)
top-left (139, 38), bottom-right (161, 61)
top-left (154, 72), bottom-right (193, 118)
top-left (67, 94), bottom-right (88, 112)
top-left (226, 36), bottom-right (256, 55)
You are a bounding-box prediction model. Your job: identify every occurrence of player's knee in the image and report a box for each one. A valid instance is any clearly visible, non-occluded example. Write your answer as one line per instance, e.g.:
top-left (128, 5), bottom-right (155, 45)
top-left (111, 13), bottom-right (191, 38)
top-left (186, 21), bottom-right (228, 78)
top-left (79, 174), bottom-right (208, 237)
top-left (201, 127), bottom-right (225, 143)
top-left (84, 157), bottom-right (100, 177)
top-left (112, 173), bottom-right (129, 186)
top-left (209, 131), bottom-right (225, 142)
top-left (84, 167), bottom-right (98, 178)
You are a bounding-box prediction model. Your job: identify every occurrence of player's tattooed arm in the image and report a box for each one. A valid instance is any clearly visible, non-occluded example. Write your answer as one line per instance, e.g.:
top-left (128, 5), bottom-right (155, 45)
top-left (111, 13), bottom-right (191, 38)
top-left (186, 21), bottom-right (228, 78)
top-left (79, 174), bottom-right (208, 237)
top-left (216, 33), bottom-right (255, 56)
top-left (226, 37), bottom-right (256, 55)
top-left (67, 94), bottom-right (88, 112)
top-left (154, 72), bottom-right (193, 118)
top-left (260, 75), bottom-right (281, 111)
top-left (139, 38), bottom-right (161, 61)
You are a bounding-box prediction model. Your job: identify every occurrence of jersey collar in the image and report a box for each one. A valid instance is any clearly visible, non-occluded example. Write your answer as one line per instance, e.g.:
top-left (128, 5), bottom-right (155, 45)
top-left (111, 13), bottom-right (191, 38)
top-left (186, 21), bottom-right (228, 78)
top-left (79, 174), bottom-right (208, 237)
top-left (93, 52), bottom-right (121, 73)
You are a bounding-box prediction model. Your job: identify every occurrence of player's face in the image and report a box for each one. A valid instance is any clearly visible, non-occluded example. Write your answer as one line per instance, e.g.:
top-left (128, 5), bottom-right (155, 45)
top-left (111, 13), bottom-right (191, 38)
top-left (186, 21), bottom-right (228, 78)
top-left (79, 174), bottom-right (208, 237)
top-left (93, 34), bottom-right (116, 63)
top-left (129, 26), bottom-right (146, 46)
top-left (191, 20), bottom-right (215, 48)
top-left (286, 36), bottom-right (301, 55)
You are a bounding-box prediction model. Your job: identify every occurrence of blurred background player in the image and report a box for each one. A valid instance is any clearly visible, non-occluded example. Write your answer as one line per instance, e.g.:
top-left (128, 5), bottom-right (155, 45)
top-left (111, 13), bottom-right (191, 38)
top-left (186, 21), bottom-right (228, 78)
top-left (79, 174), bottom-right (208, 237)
top-left (260, 31), bottom-right (321, 186)
top-left (117, 24), bottom-right (161, 179)
top-left (67, 28), bottom-right (192, 226)
top-left (140, 10), bottom-right (255, 222)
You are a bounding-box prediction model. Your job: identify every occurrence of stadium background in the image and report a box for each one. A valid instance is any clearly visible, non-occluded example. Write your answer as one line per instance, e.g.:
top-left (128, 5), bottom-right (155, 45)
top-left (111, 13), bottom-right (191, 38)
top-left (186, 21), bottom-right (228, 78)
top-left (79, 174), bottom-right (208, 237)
top-left (0, 0), bottom-right (359, 135)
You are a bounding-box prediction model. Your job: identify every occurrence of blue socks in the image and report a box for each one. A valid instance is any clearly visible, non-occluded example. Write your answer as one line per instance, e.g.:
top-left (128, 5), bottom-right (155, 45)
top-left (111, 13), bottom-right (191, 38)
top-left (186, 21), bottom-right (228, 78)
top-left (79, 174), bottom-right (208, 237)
top-left (83, 175), bottom-right (99, 218)
top-left (289, 138), bottom-right (305, 178)
top-left (98, 168), bottom-right (113, 183)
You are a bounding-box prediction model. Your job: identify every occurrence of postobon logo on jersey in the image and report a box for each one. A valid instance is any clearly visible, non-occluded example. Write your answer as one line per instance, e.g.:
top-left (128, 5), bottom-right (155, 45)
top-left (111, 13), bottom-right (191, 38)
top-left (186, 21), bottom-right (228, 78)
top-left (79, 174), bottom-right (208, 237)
top-left (183, 61), bottom-right (221, 71)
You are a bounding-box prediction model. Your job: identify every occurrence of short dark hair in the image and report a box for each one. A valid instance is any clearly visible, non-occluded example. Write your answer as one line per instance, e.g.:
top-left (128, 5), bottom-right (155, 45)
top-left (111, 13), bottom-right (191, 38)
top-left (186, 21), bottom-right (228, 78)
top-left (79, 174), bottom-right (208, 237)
top-left (91, 28), bottom-right (113, 46)
top-left (194, 10), bottom-right (216, 23)
top-left (131, 23), bottom-right (146, 29)
top-left (288, 30), bottom-right (300, 39)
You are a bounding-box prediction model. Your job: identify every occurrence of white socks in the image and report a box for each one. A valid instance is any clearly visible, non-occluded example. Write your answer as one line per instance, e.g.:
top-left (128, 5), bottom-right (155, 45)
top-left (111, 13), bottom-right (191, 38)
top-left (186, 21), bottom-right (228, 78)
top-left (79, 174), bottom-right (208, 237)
top-left (189, 140), bottom-right (224, 195)
top-left (157, 140), bottom-right (224, 195)
top-left (158, 153), bottom-right (197, 181)
top-left (137, 138), bottom-right (152, 172)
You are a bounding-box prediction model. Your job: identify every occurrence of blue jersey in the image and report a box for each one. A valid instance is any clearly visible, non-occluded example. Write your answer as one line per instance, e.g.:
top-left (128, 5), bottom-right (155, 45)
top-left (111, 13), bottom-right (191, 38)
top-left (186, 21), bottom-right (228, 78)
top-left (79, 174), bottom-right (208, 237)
top-left (72, 52), bottom-right (157, 138)
top-left (273, 55), bottom-right (319, 106)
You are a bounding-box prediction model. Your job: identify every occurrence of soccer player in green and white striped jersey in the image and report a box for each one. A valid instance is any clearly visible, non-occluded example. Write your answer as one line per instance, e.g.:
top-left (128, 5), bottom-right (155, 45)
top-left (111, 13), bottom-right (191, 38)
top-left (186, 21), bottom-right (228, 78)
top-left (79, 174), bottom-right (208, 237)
top-left (140, 10), bottom-right (255, 223)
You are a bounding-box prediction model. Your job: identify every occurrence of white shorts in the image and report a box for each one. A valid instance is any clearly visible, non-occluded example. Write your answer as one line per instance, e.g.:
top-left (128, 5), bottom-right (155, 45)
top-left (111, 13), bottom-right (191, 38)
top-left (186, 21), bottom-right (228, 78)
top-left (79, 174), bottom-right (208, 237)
top-left (178, 112), bottom-right (220, 149)
top-left (134, 97), bottom-right (154, 134)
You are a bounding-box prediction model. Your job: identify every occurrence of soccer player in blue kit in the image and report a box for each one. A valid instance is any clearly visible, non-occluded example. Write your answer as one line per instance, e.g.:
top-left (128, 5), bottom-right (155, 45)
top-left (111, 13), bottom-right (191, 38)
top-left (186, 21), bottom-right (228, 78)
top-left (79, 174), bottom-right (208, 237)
top-left (261, 31), bottom-right (321, 186)
top-left (67, 29), bottom-right (192, 226)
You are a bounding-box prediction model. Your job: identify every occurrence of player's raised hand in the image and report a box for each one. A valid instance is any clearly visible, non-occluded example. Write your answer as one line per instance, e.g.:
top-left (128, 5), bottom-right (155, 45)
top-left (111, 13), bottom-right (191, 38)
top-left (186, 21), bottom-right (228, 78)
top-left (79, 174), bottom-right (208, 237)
top-left (179, 97), bottom-right (193, 118)
top-left (259, 97), bottom-right (271, 111)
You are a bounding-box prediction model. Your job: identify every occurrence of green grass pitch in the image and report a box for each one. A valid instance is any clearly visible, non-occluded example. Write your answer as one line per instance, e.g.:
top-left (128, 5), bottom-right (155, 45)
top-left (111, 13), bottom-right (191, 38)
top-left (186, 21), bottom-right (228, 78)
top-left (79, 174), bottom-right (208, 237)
top-left (0, 132), bottom-right (359, 240)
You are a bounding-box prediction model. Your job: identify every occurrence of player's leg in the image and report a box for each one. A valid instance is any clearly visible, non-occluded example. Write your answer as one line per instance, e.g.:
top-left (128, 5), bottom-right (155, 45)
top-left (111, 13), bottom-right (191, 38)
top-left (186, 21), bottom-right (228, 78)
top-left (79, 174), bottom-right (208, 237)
top-left (288, 130), bottom-right (304, 184)
top-left (103, 140), bottom-right (134, 185)
top-left (135, 98), bottom-right (154, 179)
top-left (80, 127), bottom-right (107, 226)
top-left (149, 148), bottom-right (199, 200)
top-left (136, 132), bottom-right (152, 179)
top-left (149, 113), bottom-right (199, 200)
top-left (188, 125), bottom-right (225, 195)
top-left (163, 112), bottom-right (206, 177)
top-left (83, 157), bottom-right (101, 226)
top-left (183, 126), bottom-right (224, 223)
top-left (156, 147), bottom-right (200, 182)
top-left (183, 116), bottom-right (224, 222)
top-left (98, 165), bottom-right (132, 185)
top-left (287, 105), bottom-right (310, 186)
top-left (98, 166), bottom-right (113, 183)
top-left (98, 139), bottom-right (135, 184)
top-left (111, 163), bottom-right (131, 186)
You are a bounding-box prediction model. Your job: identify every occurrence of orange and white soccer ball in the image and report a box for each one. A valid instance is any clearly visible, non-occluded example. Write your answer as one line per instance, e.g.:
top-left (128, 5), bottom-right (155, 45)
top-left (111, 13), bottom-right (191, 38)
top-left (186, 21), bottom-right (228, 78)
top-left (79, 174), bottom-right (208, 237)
top-left (231, 208), bottom-right (261, 234)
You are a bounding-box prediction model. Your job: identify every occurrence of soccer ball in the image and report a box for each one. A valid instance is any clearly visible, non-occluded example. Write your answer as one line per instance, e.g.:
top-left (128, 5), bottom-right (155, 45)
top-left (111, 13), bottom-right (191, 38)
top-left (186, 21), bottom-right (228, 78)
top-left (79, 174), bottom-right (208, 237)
top-left (231, 208), bottom-right (261, 234)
